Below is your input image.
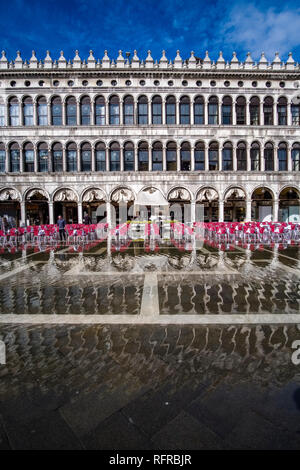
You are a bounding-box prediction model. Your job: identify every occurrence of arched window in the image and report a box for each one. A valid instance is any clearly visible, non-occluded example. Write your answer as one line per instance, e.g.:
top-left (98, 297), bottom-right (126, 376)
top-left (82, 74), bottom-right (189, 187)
top-left (292, 143), bottom-right (300, 171)
top-left (138, 96), bottom-right (148, 124)
top-left (24, 142), bottom-right (34, 172)
top-left (37, 142), bottom-right (48, 172)
top-left (0, 99), bottom-right (5, 126)
top-left (166, 141), bottom-right (176, 171)
top-left (52, 142), bottom-right (63, 172)
top-left (208, 96), bottom-right (218, 125)
top-left (250, 97), bottom-right (260, 125)
top-left (277, 97), bottom-right (287, 125)
top-left (278, 142), bottom-right (287, 171)
top-left (51, 96), bottom-right (62, 125)
top-left (109, 96), bottom-right (120, 125)
top-left (9, 142), bottom-right (20, 172)
top-left (180, 141), bottom-right (191, 170)
top-left (66, 96), bottom-right (77, 126)
top-left (152, 96), bottom-right (162, 124)
top-left (95, 96), bottom-right (105, 125)
top-left (81, 142), bottom-right (91, 171)
top-left (9, 97), bottom-right (19, 126)
top-left (80, 96), bottom-right (91, 125)
top-left (264, 142), bottom-right (274, 171)
top-left (152, 141), bottom-right (162, 171)
top-left (166, 96), bottom-right (176, 124)
top-left (263, 96), bottom-right (273, 125)
top-left (123, 95), bottom-right (134, 125)
top-left (124, 141), bottom-right (134, 171)
top-left (0, 143), bottom-right (5, 172)
top-left (66, 142), bottom-right (77, 172)
top-left (194, 96), bottom-right (204, 124)
top-left (110, 142), bottom-right (120, 171)
top-left (222, 142), bottom-right (233, 171)
top-left (291, 102), bottom-right (300, 125)
top-left (95, 142), bottom-right (106, 171)
top-left (138, 141), bottom-right (148, 170)
top-left (37, 96), bottom-right (47, 126)
top-left (222, 96), bottom-right (232, 124)
top-left (23, 97), bottom-right (33, 126)
top-left (209, 141), bottom-right (218, 170)
top-left (236, 96), bottom-right (246, 125)
top-left (179, 96), bottom-right (190, 124)
top-left (237, 141), bottom-right (247, 171)
top-left (194, 141), bottom-right (205, 170)
top-left (250, 142), bottom-right (260, 171)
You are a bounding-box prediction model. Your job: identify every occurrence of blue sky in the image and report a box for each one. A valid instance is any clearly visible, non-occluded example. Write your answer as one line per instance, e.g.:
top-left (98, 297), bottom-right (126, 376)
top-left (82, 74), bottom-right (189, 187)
top-left (1, 0), bottom-right (300, 63)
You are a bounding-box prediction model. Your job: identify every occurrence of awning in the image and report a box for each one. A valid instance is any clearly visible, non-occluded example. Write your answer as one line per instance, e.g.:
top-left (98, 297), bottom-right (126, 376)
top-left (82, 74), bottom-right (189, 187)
top-left (136, 188), bottom-right (169, 206)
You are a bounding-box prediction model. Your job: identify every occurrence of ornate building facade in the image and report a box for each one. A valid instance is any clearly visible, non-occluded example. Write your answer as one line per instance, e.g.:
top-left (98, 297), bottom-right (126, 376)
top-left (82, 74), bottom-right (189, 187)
top-left (0, 48), bottom-right (299, 226)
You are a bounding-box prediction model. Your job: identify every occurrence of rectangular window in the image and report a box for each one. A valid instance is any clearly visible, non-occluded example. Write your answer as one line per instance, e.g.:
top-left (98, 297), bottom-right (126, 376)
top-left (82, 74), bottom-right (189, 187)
top-left (222, 106), bottom-right (232, 125)
top-left (52, 104), bottom-right (62, 125)
top-left (67, 105), bottom-right (76, 126)
top-left (10, 104), bottom-right (19, 126)
top-left (138, 104), bottom-right (148, 125)
top-left (237, 150), bottom-right (247, 171)
top-left (180, 104), bottom-right (190, 124)
top-left (152, 104), bottom-right (162, 124)
top-left (208, 104), bottom-right (218, 125)
top-left (277, 106), bottom-right (287, 125)
top-left (138, 150), bottom-right (148, 170)
top-left (81, 151), bottom-right (91, 171)
top-left (152, 150), bottom-right (162, 171)
top-left (236, 105), bottom-right (245, 125)
top-left (95, 104), bottom-right (105, 125)
top-left (166, 150), bottom-right (176, 171)
top-left (194, 104), bottom-right (204, 124)
top-left (10, 150), bottom-right (20, 172)
top-left (24, 104), bottom-right (34, 126)
top-left (250, 106), bottom-right (259, 125)
top-left (166, 103), bottom-right (176, 124)
top-left (209, 151), bottom-right (218, 170)
top-left (222, 149), bottom-right (232, 171)
top-left (109, 104), bottom-right (119, 125)
top-left (278, 149), bottom-right (287, 171)
top-left (124, 150), bottom-right (134, 171)
top-left (38, 104), bottom-right (48, 126)
top-left (0, 105), bottom-right (5, 126)
top-left (96, 150), bottom-right (106, 171)
top-left (292, 150), bottom-right (300, 171)
top-left (67, 150), bottom-right (77, 172)
top-left (292, 105), bottom-right (300, 125)
top-left (194, 150), bottom-right (205, 170)
top-left (124, 104), bottom-right (134, 125)
top-left (25, 150), bottom-right (34, 172)
top-left (110, 150), bottom-right (120, 171)
top-left (0, 150), bottom-right (5, 172)
top-left (53, 151), bottom-right (63, 172)
top-left (81, 105), bottom-right (91, 125)
top-left (38, 150), bottom-right (48, 172)
top-left (264, 107), bottom-right (273, 125)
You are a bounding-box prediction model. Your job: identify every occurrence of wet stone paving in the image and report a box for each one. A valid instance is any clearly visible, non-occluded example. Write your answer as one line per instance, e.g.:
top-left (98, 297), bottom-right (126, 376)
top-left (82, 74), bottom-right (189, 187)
top-left (0, 240), bottom-right (300, 449)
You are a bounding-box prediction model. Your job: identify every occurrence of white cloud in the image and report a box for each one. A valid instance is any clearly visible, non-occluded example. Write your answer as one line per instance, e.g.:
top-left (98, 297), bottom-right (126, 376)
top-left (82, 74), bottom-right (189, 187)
top-left (222, 4), bottom-right (300, 60)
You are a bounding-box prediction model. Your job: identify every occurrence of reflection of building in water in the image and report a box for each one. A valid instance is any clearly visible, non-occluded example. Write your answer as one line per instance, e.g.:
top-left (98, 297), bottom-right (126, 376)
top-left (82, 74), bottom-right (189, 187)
top-left (0, 49), bottom-right (300, 225)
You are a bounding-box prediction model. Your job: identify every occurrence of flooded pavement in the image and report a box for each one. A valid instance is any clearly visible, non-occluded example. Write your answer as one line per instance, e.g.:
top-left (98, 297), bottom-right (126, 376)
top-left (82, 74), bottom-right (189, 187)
top-left (0, 241), bottom-right (300, 449)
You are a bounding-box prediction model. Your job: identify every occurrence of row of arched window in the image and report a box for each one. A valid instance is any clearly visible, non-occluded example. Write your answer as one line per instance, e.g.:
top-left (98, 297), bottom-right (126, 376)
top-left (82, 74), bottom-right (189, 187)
top-left (0, 141), bottom-right (299, 173)
top-left (1, 94), bottom-right (299, 126)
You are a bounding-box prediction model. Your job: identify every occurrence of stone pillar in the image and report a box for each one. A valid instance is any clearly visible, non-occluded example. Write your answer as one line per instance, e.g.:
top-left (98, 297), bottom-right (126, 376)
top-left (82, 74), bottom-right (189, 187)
top-left (287, 100), bottom-right (292, 126)
top-left (77, 148), bottom-right (81, 172)
top-left (106, 146), bottom-right (109, 171)
top-left (205, 144), bottom-right (209, 171)
top-left (287, 145), bottom-right (292, 171)
top-left (273, 100), bottom-right (278, 126)
top-left (47, 102), bottom-right (51, 125)
top-left (261, 147), bottom-right (265, 172)
top-left (134, 144), bottom-right (138, 171)
top-left (20, 201), bottom-right (26, 225)
top-left (260, 101), bottom-right (264, 126)
top-left (218, 102), bottom-right (222, 125)
top-left (90, 100), bottom-right (95, 126)
top-left (120, 100), bottom-right (123, 125)
top-left (5, 145), bottom-right (9, 172)
top-left (91, 145), bottom-right (95, 172)
top-left (204, 97), bottom-right (208, 125)
top-left (19, 102), bottom-right (23, 126)
top-left (33, 101), bottom-right (37, 126)
top-left (20, 147), bottom-right (24, 173)
top-left (48, 202), bottom-right (54, 224)
top-left (191, 146), bottom-right (195, 171)
top-left (246, 99), bottom-right (250, 126)
top-left (190, 99), bottom-right (194, 125)
top-left (162, 145), bottom-right (166, 171)
top-left (105, 101), bottom-right (109, 125)
top-left (176, 100), bottom-right (180, 125)
top-left (232, 146), bottom-right (237, 171)
top-left (232, 101), bottom-right (236, 125)
top-left (162, 99), bottom-right (166, 125)
top-left (106, 201), bottom-right (112, 228)
top-left (147, 101), bottom-right (151, 125)
top-left (77, 202), bottom-right (82, 223)
top-left (149, 145), bottom-right (152, 171)
top-left (218, 145), bottom-right (222, 171)
top-left (62, 101), bottom-right (66, 126)
top-left (246, 198), bottom-right (252, 222)
top-left (273, 199), bottom-right (279, 222)
top-left (62, 146), bottom-right (67, 172)
top-left (177, 144), bottom-right (180, 171)
top-left (76, 101), bottom-right (80, 126)
top-left (191, 201), bottom-right (196, 224)
top-left (34, 145), bottom-right (38, 172)
top-left (218, 199), bottom-right (224, 222)
top-left (246, 143), bottom-right (251, 171)
top-left (274, 148), bottom-right (279, 172)
top-left (120, 145), bottom-right (124, 172)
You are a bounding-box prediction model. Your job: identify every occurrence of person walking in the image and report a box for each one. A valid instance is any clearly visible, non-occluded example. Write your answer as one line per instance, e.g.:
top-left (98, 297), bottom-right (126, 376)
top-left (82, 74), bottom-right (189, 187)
top-left (57, 215), bottom-right (66, 242)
